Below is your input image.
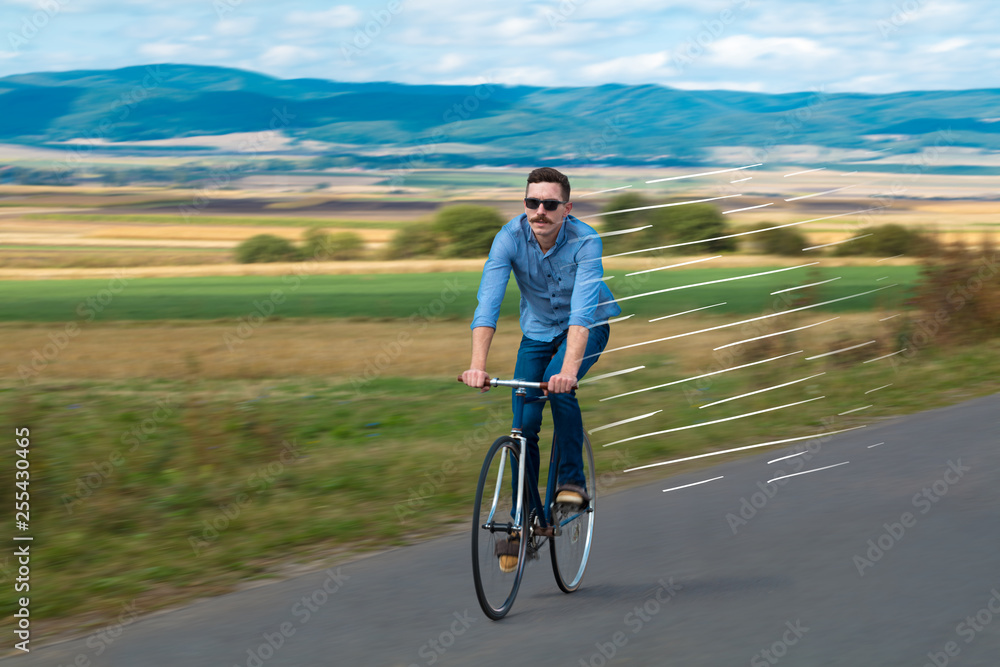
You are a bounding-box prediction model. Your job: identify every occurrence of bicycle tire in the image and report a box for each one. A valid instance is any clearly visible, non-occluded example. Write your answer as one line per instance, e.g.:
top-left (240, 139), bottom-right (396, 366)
top-left (471, 435), bottom-right (530, 620)
top-left (550, 431), bottom-right (596, 593)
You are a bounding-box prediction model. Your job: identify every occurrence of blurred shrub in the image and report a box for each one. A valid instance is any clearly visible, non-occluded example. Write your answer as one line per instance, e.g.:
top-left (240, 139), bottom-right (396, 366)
top-left (599, 195), bottom-right (734, 254)
top-left (744, 223), bottom-right (808, 255)
top-left (235, 234), bottom-right (301, 263)
top-left (833, 224), bottom-right (936, 257)
top-left (302, 228), bottom-right (364, 260)
top-left (597, 192), bottom-right (657, 253)
top-left (386, 222), bottom-right (440, 259)
top-left (906, 239), bottom-right (1000, 346)
top-left (432, 205), bottom-right (504, 258)
top-left (327, 232), bottom-right (365, 260)
top-left (651, 203), bottom-right (736, 253)
top-left (302, 227), bottom-right (332, 259)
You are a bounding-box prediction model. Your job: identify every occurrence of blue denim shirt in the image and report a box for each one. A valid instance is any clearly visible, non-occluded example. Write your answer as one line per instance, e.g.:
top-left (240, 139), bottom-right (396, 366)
top-left (471, 213), bottom-right (621, 342)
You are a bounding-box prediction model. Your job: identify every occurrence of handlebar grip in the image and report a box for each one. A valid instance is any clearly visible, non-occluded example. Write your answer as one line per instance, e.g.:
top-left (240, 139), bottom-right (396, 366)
top-left (456, 374), bottom-right (490, 389)
top-left (456, 376), bottom-right (564, 392)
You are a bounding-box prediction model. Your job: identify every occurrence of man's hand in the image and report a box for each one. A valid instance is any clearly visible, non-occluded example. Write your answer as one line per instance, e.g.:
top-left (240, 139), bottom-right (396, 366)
top-left (546, 372), bottom-right (578, 394)
top-left (461, 369), bottom-right (491, 392)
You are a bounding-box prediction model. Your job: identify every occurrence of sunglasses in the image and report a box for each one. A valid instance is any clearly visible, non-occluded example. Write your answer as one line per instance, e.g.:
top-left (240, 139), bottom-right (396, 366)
top-left (524, 197), bottom-right (567, 211)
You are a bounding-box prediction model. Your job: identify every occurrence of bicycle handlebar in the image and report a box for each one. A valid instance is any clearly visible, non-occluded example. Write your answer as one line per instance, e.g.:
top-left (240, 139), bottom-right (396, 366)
top-left (456, 376), bottom-right (578, 391)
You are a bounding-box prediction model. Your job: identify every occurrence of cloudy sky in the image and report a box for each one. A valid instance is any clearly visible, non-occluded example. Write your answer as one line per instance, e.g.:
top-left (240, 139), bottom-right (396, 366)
top-left (1, 0), bottom-right (997, 93)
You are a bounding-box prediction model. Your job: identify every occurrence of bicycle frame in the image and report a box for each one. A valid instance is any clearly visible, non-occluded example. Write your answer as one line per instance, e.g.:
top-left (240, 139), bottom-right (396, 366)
top-left (491, 378), bottom-right (589, 539)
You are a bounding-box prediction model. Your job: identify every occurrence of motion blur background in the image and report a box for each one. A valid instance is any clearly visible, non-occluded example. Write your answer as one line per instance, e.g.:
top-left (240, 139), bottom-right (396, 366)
top-left (1, 0), bottom-right (999, 646)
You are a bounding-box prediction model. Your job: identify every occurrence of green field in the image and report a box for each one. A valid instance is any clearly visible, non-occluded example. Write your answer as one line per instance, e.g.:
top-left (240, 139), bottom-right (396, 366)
top-left (1, 265), bottom-right (920, 322)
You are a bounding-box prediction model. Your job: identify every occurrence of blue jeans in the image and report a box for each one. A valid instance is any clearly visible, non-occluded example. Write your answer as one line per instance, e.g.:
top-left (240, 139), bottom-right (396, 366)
top-left (511, 324), bottom-right (610, 512)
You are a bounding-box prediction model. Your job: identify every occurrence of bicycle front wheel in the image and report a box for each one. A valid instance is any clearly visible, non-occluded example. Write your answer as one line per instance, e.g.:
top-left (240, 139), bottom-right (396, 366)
top-left (550, 432), bottom-right (596, 593)
top-left (471, 436), bottom-right (529, 620)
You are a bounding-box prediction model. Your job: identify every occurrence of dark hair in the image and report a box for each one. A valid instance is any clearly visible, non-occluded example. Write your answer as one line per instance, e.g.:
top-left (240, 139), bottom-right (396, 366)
top-left (526, 167), bottom-right (570, 202)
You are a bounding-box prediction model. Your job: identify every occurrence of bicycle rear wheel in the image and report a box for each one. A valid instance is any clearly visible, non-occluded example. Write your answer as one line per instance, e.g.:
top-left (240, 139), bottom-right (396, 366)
top-left (472, 436), bottom-right (529, 620)
top-left (550, 432), bottom-right (596, 593)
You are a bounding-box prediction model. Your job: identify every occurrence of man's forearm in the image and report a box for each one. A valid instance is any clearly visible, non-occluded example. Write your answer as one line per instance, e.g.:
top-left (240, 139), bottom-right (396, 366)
top-left (470, 326), bottom-right (496, 370)
top-left (560, 325), bottom-right (589, 378)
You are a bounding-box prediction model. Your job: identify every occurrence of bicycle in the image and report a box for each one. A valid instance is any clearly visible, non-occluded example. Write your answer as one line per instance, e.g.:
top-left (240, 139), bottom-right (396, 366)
top-left (459, 376), bottom-right (596, 620)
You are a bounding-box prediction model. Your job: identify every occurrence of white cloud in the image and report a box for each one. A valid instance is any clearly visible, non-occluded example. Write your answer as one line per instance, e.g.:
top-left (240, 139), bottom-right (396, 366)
top-left (469, 66), bottom-right (559, 87)
top-left (259, 45), bottom-right (320, 69)
top-left (494, 17), bottom-right (537, 40)
top-left (286, 6), bottom-right (362, 29)
top-left (3, 0), bottom-right (72, 7)
top-left (828, 73), bottom-right (899, 93)
top-left (905, 0), bottom-right (966, 21)
top-left (745, 4), bottom-right (868, 37)
top-left (2, 0), bottom-right (1000, 93)
top-left (214, 17), bottom-right (258, 37)
top-left (928, 37), bottom-right (971, 53)
top-left (395, 27), bottom-right (453, 48)
top-left (706, 35), bottom-right (837, 67)
top-left (401, 8), bottom-right (602, 50)
top-left (671, 79), bottom-right (766, 92)
top-left (580, 52), bottom-right (675, 83)
top-left (138, 42), bottom-right (188, 59)
top-left (432, 54), bottom-right (465, 73)
top-left (570, 0), bottom-right (718, 18)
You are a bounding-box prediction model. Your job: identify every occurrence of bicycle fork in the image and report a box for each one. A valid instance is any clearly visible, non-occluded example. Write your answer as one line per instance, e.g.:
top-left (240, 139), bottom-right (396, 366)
top-left (490, 387), bottom-right (559, 540)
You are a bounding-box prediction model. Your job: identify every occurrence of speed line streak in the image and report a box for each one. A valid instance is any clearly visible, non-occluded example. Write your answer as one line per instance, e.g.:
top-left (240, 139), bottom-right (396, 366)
top-left (766, 461), bottom-right (850, 484)
top-left (602, 397), bottom-right (825, 447)
top-left (585, 284), bottom-right (898, 360)
top-left (601, 351), bottom-right (802, 401)
top-left (624, 425), bottom-right (867, 472)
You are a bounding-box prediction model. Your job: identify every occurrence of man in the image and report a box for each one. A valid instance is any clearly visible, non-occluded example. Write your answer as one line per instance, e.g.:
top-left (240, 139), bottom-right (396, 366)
top-left (460, 167), bottom-right (620, 571)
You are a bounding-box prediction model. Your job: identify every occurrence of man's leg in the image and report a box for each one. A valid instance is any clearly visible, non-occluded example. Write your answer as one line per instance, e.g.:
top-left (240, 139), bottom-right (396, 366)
top-left (542, 324), bottom-right (610, 492)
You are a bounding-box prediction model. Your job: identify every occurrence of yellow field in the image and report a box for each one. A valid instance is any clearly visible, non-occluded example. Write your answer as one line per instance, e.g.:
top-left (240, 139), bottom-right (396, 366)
top-left (1, 313), bottom-right (896, 383)
top-left (1, 169), bottom-right (997, 273)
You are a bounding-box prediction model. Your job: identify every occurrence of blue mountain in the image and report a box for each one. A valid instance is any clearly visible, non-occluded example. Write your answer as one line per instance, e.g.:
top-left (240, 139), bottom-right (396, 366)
top-left (2, 64), bottom-right (998, 166)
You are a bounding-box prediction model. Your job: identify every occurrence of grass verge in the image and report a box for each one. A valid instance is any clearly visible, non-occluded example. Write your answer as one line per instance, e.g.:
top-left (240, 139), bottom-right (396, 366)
top-left (1, 332), bottom-right (998, 640)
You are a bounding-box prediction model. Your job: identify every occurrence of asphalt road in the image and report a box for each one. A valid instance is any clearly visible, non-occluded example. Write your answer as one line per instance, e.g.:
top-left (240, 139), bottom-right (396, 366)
top-left (9, 393), bottom-right (999, 667)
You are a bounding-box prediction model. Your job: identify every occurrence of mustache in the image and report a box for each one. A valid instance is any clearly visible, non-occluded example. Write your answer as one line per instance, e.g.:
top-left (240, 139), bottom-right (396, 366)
top-left (530, 215), bottom-right (552, 223)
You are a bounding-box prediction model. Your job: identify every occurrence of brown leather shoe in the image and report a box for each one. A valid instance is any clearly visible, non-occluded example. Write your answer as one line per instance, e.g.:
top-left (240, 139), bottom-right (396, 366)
top-left (555, 484), bottom-right (591, 508)
top-left (495, 534), bottom-right (520, 573)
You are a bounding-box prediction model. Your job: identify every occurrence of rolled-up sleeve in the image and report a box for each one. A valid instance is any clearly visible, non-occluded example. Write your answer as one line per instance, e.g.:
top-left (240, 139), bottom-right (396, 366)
top-left (568, 233), bottom-right (607, 328)
top-left (470, 227), bottom-right (514, 330)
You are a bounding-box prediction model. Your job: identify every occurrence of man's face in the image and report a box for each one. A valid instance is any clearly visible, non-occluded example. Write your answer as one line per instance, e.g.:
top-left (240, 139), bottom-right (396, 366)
top-left (525, 181), bottom-right (572, 247)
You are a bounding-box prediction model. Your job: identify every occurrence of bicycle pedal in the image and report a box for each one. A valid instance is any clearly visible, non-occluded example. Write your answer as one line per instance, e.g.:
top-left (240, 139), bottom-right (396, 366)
top-left (553, 501), bottom-right (585, 514)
